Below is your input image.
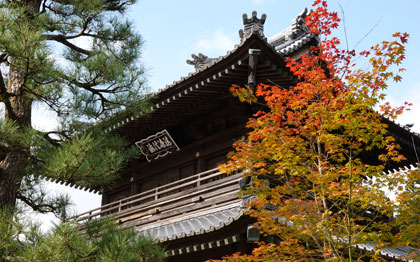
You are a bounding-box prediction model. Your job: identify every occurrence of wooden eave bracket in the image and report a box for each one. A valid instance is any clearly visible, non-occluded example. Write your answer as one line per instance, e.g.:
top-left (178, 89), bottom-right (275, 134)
top-left (248, 48), bottom-right (261, 89)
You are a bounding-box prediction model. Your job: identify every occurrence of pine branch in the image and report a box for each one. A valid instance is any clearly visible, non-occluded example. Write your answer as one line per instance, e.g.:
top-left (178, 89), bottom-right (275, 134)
top-left (59, 17), bottom-right (93, 40)
top-left (41, 132), bottom-right (62, 147)
top-left (16, 192), bottom-right (56, 214)
top-left (44, 34), bottom-right (92, 55)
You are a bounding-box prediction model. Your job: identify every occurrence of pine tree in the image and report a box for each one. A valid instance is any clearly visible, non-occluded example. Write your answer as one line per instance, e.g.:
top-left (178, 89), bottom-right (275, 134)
top-left (0, 208), bottom-right (166, 262)
top-left (0, 0), bottom-right (148, 210)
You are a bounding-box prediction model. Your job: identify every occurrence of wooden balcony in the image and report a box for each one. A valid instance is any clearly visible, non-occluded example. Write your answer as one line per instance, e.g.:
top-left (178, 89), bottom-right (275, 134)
top-left (73, 168), bottom-right (244, 228)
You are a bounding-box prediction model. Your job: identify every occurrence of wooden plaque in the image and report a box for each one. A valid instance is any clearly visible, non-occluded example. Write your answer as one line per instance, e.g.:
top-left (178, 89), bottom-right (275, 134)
top-left (135, 129), bottom-right (180, 162)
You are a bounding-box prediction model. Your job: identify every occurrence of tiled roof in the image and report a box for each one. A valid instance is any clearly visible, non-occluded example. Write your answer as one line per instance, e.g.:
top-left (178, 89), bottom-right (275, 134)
top-left (187, 9), bottom-right (317, 73)
top-left (137, 201), bottom-right (245, 242)
top-left (42, 176), bottom-right (101, 194)
top-left (384, 117), bottom-right (420, 152)
top-left (270, 33), bottom-right (315, 55)
top-left (106, 27), bottom-right (282, 133)
top-left (357, 243), bottom-right (417, 262)
top-left (385, 163), bottom-right (418, 176)
top-left (267, 8), bottom-right (318, 55)
top-left (136, 192), bottom-right (420, 260)
top-left (104, 10), bottom-right (320, 134)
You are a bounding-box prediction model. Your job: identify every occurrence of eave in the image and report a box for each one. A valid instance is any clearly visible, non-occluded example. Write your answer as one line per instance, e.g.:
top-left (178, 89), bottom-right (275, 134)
top-left (108, 32), bottom-right (298, 143)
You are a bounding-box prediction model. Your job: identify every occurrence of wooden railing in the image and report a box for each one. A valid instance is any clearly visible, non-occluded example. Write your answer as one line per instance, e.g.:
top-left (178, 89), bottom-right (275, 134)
top-left (73, 168), bottom-right (244, 226)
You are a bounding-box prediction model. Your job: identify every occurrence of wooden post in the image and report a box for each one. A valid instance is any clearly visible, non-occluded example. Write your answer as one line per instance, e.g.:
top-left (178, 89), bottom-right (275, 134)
top-left (197, 157), bottom-right (207, 173)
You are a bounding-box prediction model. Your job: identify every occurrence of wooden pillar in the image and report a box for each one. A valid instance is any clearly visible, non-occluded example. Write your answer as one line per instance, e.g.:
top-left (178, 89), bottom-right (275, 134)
top-left (196, 157), bottom-right (207, 173)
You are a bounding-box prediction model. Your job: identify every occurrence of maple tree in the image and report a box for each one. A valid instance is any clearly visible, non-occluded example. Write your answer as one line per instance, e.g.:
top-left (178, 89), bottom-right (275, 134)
top-left (213, 0), bottom-right (418, 261)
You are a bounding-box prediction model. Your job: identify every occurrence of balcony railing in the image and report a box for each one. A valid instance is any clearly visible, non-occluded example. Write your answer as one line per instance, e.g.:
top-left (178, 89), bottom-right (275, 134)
top-left (73, 168), bottom-right (244, 227)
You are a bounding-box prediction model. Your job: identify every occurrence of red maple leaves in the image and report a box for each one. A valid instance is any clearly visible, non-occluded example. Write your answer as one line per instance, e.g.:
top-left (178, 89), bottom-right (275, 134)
top-left (215, 0), bottom-right (413, 261)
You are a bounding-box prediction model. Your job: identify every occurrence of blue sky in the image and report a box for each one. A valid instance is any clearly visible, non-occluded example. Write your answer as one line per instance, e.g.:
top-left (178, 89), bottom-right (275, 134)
top-left (129, 0), bottom-right (420, 131)
top-left (38, 0), bottom-right (420, 230)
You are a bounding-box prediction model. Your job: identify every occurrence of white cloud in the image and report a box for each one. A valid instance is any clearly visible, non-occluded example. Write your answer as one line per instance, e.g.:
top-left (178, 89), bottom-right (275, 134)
top-left (385, 81), bottom-right (420, 133)
top-left (194, 29), bottom-right (236, 54)
top-left (31, 103), bottom-right (59, 132)
top-left (70, 36), bottom-right (93, 51)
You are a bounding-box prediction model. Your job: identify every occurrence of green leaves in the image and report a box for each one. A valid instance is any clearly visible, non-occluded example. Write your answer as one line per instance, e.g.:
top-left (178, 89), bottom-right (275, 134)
top-left (217, 0), bottom-right (412, 261)
top-left (0, 0), bottom-right (147, 120)
top-left (0, 206), bottom-right (24, 262)
top-left (0, 207), bottom-right (165, 262)
top-left (38, 126), bottom-right (139, 190)
top-left (0, 0), bottom-right (148, 211)
top-left (19, 218), bottom-right (165, 262)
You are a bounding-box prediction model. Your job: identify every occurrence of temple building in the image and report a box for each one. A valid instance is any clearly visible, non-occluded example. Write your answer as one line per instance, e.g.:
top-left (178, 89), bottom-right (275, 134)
top-left (71, 9), bottom-right (420, 262)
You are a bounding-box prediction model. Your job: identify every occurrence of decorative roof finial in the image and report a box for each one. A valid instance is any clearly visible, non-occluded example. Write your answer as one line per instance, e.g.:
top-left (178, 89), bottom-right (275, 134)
top-left (288, 8), bottom-right (310, 40)
top-left (186, 53), bottom-right (217, 71)
top-left (239, 11), bottom-right (267, 40)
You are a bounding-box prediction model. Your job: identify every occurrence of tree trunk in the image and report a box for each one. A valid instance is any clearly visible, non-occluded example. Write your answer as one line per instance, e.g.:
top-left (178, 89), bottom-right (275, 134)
top-left (0, 64), bottom-right (32, 208)
top-left (0, 0), bottom-right (41, 209)
top-left (0, 152), bottom-right (28, 208)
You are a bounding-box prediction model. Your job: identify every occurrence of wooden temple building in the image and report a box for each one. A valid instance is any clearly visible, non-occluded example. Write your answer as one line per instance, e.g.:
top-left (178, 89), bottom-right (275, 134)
top-left (72, 9), bottom-right (420, 262)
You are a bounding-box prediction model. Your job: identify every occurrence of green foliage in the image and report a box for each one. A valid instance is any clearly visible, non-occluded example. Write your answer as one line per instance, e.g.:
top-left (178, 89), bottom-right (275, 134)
top-left (393, 167), bottom-right (420, 259)
top-left (0, 0), bottom-right (146, 120)
top-left (0, 207), bottom-right (24, 261)
top-left (0, 208), bottom-right (166, 262)
top-left (217, 1), bottom-right (417, 261)
top-left (0, 118), bottom-right (35, 155)
top-left (0, 1), bottom-right (163, 260)
top-left (36, 126), bottom-right (139, 189)
top-left (0, 0), bottom-right (149, 209)
top-left (23, 219), bottom-right (166, 262)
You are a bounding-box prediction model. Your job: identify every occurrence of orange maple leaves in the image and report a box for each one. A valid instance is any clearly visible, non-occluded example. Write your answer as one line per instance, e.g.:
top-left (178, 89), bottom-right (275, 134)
top-left (216, 0), bottom-right (412, 261)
